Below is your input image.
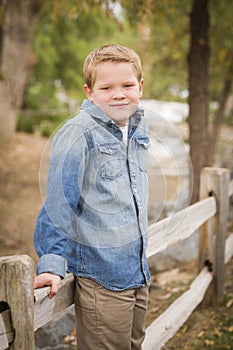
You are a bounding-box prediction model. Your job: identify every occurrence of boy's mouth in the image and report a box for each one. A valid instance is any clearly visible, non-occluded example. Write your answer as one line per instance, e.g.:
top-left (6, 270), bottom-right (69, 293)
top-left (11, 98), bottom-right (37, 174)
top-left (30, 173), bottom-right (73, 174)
top-left (110, 103), bottom-right (129, 107)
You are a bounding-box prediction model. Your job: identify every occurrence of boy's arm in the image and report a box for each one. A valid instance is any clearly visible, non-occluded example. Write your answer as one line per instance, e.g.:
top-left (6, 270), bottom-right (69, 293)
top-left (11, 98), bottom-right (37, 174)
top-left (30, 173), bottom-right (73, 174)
top-left (34, 124), bottom-right (87, 284)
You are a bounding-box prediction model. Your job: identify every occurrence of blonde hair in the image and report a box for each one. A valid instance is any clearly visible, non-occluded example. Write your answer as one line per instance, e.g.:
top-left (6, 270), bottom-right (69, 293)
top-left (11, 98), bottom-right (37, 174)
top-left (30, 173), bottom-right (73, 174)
top-left (83, 44), bottom-right (142, 89)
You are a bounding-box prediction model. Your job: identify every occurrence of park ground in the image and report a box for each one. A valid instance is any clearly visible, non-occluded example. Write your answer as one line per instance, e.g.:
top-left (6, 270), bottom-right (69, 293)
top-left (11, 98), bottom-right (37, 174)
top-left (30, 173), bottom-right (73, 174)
top-left (0, 130), bottom-right (233, 349)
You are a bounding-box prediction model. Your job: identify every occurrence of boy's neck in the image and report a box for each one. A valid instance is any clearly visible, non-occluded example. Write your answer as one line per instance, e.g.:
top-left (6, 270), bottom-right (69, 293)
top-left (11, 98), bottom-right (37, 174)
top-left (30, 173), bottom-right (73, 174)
top-left (116, 121), bottom-right (127, 127)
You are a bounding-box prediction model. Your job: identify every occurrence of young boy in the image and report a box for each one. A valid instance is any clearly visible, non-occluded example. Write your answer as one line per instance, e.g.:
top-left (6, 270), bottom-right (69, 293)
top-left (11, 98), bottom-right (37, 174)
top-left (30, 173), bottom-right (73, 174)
top-left (34, 44), bottom-right (151, 350)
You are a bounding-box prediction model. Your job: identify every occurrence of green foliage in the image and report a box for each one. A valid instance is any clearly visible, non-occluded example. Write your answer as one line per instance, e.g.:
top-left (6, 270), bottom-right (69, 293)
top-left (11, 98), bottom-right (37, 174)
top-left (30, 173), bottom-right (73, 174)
top-left (22, 1), bottom-right (146, 136)
top-left (120, 0), bottom-right (192, 100)
top-left (17, 111), bottom-right (69, 137)
top-left (209, 0), bottom-right (233, 99)
top-left (120, 0), bottom-right (233, 102)
top-left (26, 0), bottom-right (135, 110)
top-left (25, 82), bottom-right (59, 110)
top-left (23, 0), bottom-right (233, 121)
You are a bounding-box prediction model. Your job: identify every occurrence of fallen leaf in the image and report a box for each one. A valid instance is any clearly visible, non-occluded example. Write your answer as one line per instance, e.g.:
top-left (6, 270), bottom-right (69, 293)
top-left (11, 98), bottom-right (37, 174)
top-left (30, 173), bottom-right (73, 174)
top-left (156, 292), bottom-right (172, 300)
top-left (213, 328), bottom-right (222, 338)
top-left (226, 298), bottom-right (233, 308)
top-left (181, 325), bottom-right (188, 333)
top-left (64, 335), bottom-right (76, 343)
top-left (204, 339), bottom-right (215, 346)
top-left (197, 331), bottom-right (204, 338)
top-left (150, 306), bottom-right (160, 314)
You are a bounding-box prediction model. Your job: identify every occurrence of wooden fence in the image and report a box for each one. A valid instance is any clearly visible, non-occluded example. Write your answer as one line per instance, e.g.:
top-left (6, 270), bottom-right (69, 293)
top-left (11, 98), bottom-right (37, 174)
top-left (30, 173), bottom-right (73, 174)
top-left (0, 167), bottom-right (233, 350)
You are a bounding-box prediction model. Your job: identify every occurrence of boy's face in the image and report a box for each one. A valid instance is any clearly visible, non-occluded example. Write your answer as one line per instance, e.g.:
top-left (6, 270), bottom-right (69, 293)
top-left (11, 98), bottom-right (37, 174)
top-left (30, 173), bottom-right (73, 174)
top-left (84, 62), bottom-right (143, 126)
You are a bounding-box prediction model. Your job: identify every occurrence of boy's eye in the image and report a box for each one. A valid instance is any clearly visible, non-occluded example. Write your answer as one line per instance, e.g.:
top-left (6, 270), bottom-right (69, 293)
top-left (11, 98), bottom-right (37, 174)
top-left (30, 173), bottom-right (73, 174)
top-left (124, 84), bottom-right (134, 88)
top-left (101, 87), bottom-right (110, 90)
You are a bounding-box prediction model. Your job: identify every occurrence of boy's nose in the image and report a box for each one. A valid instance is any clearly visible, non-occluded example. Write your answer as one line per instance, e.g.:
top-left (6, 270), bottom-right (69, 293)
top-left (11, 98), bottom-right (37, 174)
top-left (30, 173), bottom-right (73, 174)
top-left (112, 88), bottom-right (126, 99)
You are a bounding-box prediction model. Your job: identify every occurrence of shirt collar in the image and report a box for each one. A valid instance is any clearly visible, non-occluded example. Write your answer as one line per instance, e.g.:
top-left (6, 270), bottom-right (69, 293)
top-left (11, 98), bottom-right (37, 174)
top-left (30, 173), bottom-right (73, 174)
top-left (81, 99), bottom-right (144, 128)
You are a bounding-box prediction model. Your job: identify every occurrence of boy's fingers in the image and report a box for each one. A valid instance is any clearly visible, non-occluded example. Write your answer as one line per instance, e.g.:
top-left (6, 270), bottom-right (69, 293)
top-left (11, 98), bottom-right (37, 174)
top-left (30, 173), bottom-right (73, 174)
top-left (34, 273), bottom-right (61, 298)
top-left (48, 278), bottom-right (61, 298)
top-left (34, 274), bottom-right (47, 289)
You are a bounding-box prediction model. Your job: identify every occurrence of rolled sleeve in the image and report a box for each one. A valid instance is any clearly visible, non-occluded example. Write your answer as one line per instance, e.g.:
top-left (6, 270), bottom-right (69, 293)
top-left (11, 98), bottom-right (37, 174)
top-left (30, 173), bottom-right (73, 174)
top-left (36, 254), bottom-right (67, 278)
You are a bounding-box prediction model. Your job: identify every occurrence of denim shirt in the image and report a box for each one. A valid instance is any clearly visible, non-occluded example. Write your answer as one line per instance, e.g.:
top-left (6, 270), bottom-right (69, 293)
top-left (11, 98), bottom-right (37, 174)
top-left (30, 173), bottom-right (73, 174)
top-left (34, 99), bottom-right (151, 291)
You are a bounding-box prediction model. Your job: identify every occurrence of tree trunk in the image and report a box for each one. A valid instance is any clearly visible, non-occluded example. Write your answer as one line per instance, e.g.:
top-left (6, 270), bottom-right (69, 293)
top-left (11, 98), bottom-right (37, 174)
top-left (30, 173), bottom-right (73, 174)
top-left (188, 0), bottom-right (210, 203)
top-left (208, 78), bottom-right (232, 166)
top-left (0, 0), bottom-right (41, 146)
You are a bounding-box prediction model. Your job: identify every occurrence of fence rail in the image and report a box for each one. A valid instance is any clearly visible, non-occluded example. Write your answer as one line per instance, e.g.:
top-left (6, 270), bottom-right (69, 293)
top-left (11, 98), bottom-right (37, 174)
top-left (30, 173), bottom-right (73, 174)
top-left (1, 167), bottom-right (233, 350)
top-left (147, 196), bottom-right (216, 258)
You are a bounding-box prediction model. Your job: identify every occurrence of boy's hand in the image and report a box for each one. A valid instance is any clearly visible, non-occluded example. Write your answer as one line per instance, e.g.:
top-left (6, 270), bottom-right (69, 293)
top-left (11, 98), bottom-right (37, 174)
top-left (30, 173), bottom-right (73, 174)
top-left (34, 273), bottom-right (61, 299)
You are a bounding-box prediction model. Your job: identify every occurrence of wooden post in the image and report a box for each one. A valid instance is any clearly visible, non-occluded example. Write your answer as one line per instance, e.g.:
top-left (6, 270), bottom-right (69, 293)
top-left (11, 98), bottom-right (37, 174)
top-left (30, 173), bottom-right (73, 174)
top-left (199, 167), bottom-right (230, 304)
top-left (0, 255), bottom-right (35, 349)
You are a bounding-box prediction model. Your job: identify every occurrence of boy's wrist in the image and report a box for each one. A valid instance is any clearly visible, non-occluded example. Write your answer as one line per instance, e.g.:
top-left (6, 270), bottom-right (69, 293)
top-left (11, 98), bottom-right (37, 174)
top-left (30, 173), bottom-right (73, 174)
top-left (36, 253), bottom-right (66, 279)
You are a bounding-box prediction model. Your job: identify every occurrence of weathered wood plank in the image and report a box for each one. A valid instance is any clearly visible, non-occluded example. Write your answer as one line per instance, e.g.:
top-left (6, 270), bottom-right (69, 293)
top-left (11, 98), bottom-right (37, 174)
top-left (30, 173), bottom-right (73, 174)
top-left (147, 197), bottom-right (216, 258)
top-left (34, 273), bottom-right (75, 331)
top-left (225, 233), bottom-right (233, 264)
top-left (0, 255), bottom-right (35, 350)
top-left (0, 310), bottom-right (14, 350)
top-left (229, 179), bottom-right (233, 197)
top-left (199, 167), bottom-right (230, 304)
top-left (142, 268), bottom-right (213, 350)
top-left (0, 312), bottom-right (9, 350)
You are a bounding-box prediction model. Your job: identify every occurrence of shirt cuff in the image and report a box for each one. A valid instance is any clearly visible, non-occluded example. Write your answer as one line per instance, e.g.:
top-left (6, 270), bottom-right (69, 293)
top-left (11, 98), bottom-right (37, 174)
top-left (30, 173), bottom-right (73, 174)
top-left (36, 254), bottom-right (67, 279)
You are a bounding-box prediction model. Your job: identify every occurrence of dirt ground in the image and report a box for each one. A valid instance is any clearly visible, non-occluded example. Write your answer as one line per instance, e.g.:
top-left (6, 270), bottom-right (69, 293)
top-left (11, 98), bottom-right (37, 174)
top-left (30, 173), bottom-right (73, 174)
top-left (0, 131), bottom-right (233, 349)
top-left (0, 132), bottom-right (46, 262)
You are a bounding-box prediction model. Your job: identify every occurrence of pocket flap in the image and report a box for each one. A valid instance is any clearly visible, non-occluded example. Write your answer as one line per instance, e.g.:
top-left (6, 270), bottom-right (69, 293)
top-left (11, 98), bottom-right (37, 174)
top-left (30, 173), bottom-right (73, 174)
top-left (135, 136), bottom-right (150, 149)
top-left (97, 142), bottom-right (120, 155)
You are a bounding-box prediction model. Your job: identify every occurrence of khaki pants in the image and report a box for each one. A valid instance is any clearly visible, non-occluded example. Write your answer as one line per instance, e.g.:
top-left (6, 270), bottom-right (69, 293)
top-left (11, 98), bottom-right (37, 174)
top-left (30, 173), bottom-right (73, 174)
top-left (74, 277), bottom-right (149, 350)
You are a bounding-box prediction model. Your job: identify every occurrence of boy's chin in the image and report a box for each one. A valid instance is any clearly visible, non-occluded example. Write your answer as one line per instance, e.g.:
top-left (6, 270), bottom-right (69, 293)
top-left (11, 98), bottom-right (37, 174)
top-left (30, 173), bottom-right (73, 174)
top-left (110, 115), bottom-right (131, 125)
top-left (105, 106), bottom-right (137, 123)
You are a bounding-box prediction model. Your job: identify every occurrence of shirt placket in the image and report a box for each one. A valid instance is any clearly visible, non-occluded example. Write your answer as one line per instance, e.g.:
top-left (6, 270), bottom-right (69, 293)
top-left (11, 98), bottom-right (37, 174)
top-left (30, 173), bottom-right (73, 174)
top-left (128, 141), bottom-right (148, 283)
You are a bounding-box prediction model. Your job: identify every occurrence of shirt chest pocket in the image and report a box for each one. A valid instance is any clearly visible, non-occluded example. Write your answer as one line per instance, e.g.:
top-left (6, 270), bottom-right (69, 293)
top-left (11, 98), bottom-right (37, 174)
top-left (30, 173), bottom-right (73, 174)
top-left (97, 142), bottom-right (123, 180)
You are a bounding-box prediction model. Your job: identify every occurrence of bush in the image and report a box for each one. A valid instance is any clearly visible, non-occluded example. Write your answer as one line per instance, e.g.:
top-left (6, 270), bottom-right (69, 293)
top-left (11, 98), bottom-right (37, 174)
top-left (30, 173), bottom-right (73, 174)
top-left (17, 110), bottom-right (70, 137)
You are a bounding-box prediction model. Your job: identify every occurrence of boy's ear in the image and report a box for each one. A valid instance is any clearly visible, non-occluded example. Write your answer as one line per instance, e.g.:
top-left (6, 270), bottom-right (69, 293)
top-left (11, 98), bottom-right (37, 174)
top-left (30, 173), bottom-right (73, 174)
top-left (139, 79), bottom-right (144, 97)
top-left (83, 84), bottom-right (93, 101)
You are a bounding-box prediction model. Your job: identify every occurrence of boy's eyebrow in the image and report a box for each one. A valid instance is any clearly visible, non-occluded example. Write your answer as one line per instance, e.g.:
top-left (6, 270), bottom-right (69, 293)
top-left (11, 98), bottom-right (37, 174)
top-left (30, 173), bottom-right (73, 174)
top-left (97, 79), bottom-right (137, 86)
top-left (124, 80), bottom-right (137, 84)
top-left (97, 82), bottom-right (112, 87)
